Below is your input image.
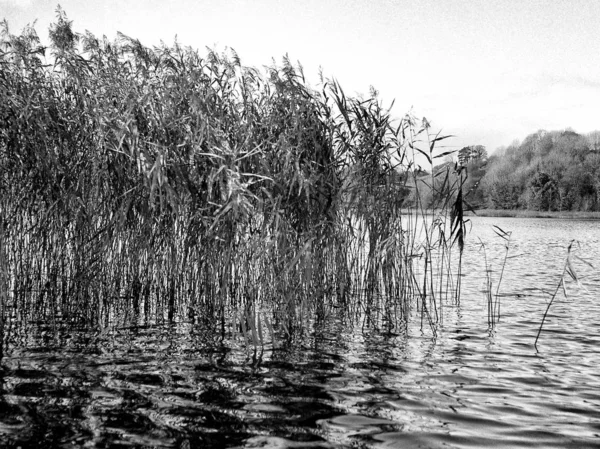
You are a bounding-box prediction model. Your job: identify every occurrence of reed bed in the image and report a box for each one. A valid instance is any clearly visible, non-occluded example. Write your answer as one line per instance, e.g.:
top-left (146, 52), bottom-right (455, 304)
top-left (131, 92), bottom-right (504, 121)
top-left (0, 13), bottom-right (467, 351)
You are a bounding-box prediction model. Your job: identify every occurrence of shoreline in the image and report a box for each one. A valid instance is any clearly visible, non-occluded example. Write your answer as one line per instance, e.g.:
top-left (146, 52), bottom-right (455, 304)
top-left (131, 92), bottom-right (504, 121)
top-left (465, 209), bottom-right (600, 220)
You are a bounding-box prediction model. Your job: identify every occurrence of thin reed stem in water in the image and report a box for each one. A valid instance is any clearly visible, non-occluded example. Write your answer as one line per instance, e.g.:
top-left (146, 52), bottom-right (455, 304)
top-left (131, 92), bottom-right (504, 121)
top-left (534, 241), bottom-right (574, 350)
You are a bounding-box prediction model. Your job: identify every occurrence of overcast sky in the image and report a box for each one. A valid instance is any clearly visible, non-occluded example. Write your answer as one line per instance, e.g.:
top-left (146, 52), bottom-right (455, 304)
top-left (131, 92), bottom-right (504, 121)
top-left (2, 0), bottom-right (600, 154)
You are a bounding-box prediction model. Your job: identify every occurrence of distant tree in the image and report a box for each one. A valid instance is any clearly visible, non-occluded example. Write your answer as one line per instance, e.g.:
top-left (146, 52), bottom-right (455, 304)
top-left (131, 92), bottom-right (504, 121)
top-left (472, 145), bottom-right (488, 159)
top-left (481, 161), bottom-right (523, 209)
top-left (457, 147), bottom-right (470, 166)
top-left (554, 130), bottom-right (589, 162)
top-left (457, 145), bottom-right (487, 166)
top-left (527, 171), bottom-right (558, 211)
top-left (586, 131), bottom-right (600, 151)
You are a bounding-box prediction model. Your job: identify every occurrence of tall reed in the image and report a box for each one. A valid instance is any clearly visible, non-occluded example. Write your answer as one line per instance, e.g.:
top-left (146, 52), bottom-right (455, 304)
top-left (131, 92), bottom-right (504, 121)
top-left (0, 11), bottom-right (466, 351)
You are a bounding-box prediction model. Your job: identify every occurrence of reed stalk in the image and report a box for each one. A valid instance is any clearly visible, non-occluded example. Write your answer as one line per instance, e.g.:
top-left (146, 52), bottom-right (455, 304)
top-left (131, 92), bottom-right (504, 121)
top-left (534, 241), bottom-right (574, 350)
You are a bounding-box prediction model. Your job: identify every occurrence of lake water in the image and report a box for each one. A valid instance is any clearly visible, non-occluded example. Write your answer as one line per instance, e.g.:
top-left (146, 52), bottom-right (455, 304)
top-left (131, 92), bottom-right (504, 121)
top-left (1, 216), bottom-right (599, 448)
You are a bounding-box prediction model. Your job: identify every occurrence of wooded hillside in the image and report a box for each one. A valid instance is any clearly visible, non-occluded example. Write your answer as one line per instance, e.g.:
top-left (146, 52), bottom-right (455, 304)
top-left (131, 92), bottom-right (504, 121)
top-left (435, 130), bottom-right (600, 212)
top-left (481, 130), bottom-right (600, 211)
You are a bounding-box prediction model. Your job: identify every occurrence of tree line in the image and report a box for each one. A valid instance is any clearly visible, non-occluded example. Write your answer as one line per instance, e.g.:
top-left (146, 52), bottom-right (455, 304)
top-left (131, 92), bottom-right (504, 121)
top-left (418, 129), bottom-right (600, 212)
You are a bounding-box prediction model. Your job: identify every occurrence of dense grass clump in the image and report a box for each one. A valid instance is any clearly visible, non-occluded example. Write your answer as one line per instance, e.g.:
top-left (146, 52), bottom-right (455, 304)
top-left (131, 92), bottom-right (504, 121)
top-left (0, 11), bottom-right (467, 348)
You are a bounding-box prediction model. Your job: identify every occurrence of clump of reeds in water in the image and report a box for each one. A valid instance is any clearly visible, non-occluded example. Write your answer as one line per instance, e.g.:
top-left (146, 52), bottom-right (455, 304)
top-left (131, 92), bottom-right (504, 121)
top-left (0, 10), bottom-right (468, 352)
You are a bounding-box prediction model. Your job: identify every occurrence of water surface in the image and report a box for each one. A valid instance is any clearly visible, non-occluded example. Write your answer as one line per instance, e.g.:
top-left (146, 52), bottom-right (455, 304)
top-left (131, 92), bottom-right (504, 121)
top-left (1, 216), bottom-right (599, 448)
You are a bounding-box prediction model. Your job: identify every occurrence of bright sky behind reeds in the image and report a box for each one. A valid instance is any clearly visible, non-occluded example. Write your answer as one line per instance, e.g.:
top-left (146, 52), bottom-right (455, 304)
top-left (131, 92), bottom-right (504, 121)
top-left (3, 0), bottom-right (600, 154)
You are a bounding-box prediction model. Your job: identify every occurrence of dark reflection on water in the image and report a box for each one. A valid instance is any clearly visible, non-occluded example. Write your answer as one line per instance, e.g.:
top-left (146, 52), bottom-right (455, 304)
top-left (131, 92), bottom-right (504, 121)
top-left (1, 217), bottom-right (599, 448)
